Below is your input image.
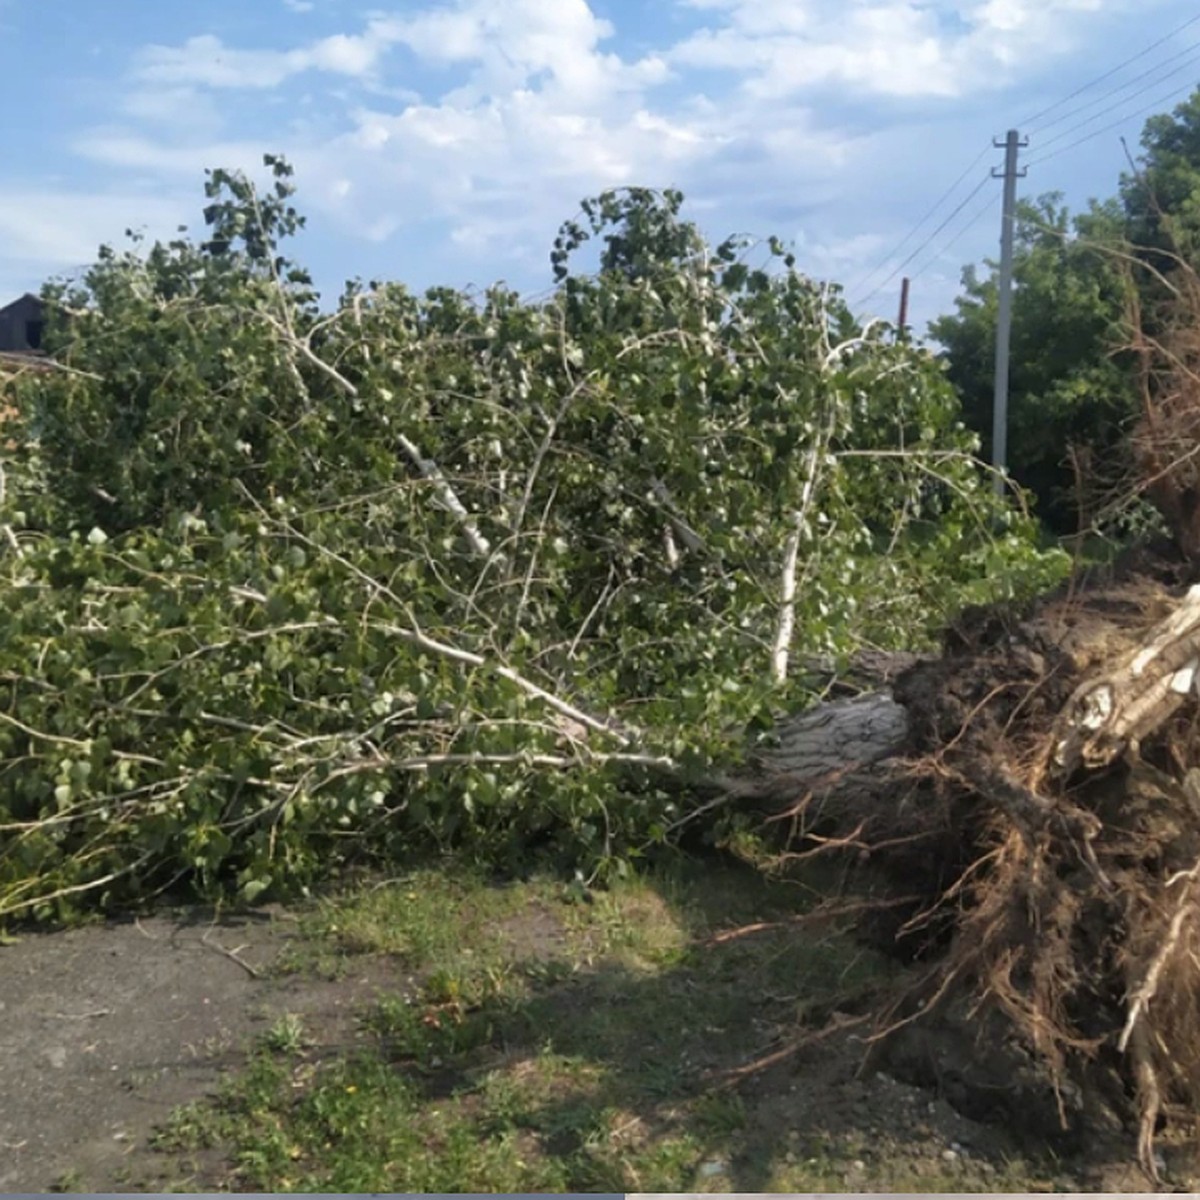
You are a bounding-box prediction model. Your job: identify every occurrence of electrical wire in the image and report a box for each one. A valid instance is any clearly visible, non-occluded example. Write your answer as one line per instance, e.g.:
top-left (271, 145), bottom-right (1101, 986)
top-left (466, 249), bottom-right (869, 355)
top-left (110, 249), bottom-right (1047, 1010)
top-left (845, 14), bottom-right (1200, 317)
top-left (1019, 9), bottom-right (1200, 129)
top-left (850, 172), bottom-right (993, 311)
top-left (908, 190), bottom-right (1002, 286)
top-left (1031, 53), bottom-right (1200, 156)
top-left (1028, 76), bottom-right (1200, 167)
top-left (1028, 38), bottom-right (1200, 138)
top-left (843, 142), bottom-right (992, 301)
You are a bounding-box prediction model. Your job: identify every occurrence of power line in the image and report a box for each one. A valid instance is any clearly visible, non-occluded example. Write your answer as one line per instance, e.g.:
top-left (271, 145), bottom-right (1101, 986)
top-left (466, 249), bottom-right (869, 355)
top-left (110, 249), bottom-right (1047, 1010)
top-left (1028, 38), bottom-right (1200, 138)
top-left (845, 15), bottom-right (1200, 319)
top-left (1019, 9), bottom-right (1200, 129)
top-left (850, 172), bottom-right (993, 311)
top-left (908, 190), bottom-right (1001, 285)
top-left (844, 142), bottom-right (992, 300)
top-left (1028, 76), bottom-right (1200, 167)
top-left (1031, 53), bottom-right (1200, 156)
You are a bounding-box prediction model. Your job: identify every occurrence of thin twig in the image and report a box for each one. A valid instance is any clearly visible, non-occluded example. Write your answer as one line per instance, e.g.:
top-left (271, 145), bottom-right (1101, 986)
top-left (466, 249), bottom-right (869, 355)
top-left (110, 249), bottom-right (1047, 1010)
top-left (201, 930), bottom-right (263, 979)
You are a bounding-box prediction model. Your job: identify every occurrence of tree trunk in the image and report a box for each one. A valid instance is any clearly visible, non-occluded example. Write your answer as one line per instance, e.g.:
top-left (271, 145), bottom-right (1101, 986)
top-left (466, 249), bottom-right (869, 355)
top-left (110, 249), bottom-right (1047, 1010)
top-left (739, 692), bottom-right (909, 808)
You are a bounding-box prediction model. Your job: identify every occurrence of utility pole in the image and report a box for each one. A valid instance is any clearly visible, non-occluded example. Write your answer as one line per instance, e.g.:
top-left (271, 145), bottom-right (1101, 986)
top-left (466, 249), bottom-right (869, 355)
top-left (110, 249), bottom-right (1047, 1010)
top-left (992, 129), bottom-right (1027, 495)
top-left (897, 277), bottom-right (910, 339)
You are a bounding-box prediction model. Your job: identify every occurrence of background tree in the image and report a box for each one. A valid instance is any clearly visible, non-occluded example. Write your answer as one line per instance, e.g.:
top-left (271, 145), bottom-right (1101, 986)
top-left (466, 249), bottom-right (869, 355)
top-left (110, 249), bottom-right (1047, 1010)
top-left (1110, 92), bottom-right (1200, 564)
top-left (1121, 89), bottom-right (1200, 272)
top-left (931, 87), bottom-right (1200, 541)
top-left (929, 194), bottom-right (1133, 533)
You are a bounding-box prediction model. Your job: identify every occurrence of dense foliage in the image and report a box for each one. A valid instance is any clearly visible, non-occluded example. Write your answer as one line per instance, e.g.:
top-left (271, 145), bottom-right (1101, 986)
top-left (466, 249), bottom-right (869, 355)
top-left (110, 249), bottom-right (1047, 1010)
top-left (932, 86), bottom-right (1200, 535)
top-left (0, 159), bottom-right (1066, 924)
top-left (1124, 90), bottom-right (1200, 273)
top-left (930, 196), bottom-right (1132, 532)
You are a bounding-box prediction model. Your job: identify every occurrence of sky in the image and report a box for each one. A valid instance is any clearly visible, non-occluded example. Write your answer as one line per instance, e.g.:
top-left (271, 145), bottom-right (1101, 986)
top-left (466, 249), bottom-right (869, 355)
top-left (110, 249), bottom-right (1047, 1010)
top-left (1, 0), bottom-right (1198, 335)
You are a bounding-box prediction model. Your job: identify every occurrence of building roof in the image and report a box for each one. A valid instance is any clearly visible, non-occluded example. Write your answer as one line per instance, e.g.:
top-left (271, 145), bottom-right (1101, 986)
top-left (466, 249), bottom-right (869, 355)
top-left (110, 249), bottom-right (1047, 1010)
top-left (0, 293), bottom-right (42, 315)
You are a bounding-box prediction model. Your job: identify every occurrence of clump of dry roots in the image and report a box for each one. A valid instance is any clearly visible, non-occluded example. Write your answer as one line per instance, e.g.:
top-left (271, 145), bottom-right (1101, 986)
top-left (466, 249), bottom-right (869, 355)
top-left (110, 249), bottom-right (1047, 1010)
top-left (756, 550), bottom-right (1200, 1178)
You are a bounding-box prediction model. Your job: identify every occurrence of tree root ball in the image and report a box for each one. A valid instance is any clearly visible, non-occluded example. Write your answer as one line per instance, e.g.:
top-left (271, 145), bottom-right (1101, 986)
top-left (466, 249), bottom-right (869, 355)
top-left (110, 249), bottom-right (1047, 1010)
top-left (754, 549), bottom-right (1200, 1178)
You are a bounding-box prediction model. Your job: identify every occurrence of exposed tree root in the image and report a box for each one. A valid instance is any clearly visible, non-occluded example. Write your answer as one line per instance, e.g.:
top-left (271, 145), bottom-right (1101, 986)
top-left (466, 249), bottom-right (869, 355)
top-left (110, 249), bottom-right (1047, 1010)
top-left (742, 553), bottom-right (1200, 1175)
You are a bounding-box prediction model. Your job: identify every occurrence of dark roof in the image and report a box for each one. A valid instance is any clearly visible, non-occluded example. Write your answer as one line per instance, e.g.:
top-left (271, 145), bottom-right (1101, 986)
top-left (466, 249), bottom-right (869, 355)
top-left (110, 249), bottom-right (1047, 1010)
top-left (0, 294), bottom-right (48, 355)
top-left (0, 293), bottom-right (42, 314)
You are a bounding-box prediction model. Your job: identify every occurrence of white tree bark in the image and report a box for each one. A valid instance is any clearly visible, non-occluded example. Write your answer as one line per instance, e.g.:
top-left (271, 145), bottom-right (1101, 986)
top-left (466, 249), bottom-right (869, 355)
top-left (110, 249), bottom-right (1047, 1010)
top-left (771, 511), bottom-right (804, 685)
top-left (771, 448), bottom-right (821, 685)
top-left (1054, 583), bottom-right (1200, 774)
top-left (394, 432), bottom-right (492, 558)
top-left (276, 321), bottom-right (493, 559)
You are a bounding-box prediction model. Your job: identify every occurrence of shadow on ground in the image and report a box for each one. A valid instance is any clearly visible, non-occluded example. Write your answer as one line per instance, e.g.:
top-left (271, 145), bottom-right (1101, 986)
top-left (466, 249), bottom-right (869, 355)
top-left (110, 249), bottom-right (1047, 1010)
top-left (0, 857), bottom-right (1159, 1193)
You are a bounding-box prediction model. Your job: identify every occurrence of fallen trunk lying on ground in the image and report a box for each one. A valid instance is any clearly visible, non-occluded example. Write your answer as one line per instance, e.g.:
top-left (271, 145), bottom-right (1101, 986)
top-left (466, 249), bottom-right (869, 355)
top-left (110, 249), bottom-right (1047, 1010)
top-left (735, 547), bottom-right (1200, 1179)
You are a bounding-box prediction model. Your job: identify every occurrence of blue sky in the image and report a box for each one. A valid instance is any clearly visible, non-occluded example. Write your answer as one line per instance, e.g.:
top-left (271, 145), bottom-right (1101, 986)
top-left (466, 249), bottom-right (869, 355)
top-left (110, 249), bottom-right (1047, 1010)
top-left (1, 0), bottom-right (1198, 333)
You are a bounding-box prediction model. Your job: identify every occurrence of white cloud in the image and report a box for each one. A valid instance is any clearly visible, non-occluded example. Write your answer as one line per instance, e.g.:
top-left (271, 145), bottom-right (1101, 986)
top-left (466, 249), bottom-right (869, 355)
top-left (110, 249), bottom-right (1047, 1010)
top-left (73, 133), bottom-right (267, 178)
top-left (671, 0), bottom-right (1114, 99)
top-left (790, 230), bottom-right (889, 281)
top-left (135, 35), bottom-right (298, 89)
top-left (30, 0), bottom-right (1175, 320)
top-left (132, 20), bottom-right (403, 90)
top-left (306, 33), bottom-right (382, 76)
top-left (118, 84), bottom-right (225, 138)
top-left (64, 0), bottom-right (867, 298)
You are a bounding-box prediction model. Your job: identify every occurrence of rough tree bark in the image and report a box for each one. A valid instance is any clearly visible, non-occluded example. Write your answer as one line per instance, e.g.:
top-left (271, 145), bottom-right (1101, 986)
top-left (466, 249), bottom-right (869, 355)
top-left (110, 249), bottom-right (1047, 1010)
top-left (736, 691), bottom-right (909, 812)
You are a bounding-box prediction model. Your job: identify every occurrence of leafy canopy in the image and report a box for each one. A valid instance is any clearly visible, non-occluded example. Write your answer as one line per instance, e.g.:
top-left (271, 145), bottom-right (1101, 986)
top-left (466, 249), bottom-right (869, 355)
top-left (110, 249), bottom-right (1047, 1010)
top-left (0, 158), bottom-right (1065, 924)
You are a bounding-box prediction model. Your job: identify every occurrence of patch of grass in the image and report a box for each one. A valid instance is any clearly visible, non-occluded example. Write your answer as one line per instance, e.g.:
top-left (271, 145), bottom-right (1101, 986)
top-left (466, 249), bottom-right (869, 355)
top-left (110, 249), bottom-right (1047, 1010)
top-left (305, 866), bottom-right (555, 961)
top-left (148, 855), bottom-right (1068, 1193)
top-left (564, 878), bottom-right (691, 969)
top-left (268, 936), bottom-right (352, 981)
top-left (154, 1099), bottom-right (228, 1155)
top-left (272, 864), bottom-right (572, 991)
top-left (160, 1048), bottom-right (574, 1192)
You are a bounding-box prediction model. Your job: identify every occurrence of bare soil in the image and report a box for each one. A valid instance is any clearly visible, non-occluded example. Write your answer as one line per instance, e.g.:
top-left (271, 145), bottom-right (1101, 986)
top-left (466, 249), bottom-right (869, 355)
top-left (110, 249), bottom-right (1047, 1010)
top-left (0, 906), bottom-right (407, 1192)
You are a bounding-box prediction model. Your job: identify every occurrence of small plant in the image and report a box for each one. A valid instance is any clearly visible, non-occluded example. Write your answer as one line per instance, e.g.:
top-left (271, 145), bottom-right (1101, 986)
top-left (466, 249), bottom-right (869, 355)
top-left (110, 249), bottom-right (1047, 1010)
top-left (261, 1012), bottom-right (307, 1054)
top-left (49, 1168), bottom-right (85, 1193)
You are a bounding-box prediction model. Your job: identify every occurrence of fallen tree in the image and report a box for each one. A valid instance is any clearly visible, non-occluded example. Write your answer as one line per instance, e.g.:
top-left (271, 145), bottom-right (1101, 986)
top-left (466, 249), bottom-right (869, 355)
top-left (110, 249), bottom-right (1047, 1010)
top-left (6, 156), bottom-right (1199, 1178)
top-left (728, 208), bottom-right (1200, 1180)
top-left (722, 555), bottom-right (1200, 1177)
top-left (0, 162), bottom-right (1068, 931)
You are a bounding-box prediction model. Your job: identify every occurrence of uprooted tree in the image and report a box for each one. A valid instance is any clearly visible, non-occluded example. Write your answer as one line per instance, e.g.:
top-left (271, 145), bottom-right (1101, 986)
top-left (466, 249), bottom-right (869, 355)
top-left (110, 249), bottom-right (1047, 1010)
top-left (6, 152), bottom-right (1200, 1174)
top-left (733, 190), bottom-right (1200, 1177)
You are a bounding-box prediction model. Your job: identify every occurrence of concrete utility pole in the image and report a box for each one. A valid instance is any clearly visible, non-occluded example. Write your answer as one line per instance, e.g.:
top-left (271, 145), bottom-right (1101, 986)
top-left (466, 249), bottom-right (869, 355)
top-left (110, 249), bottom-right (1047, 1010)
top-left (992, 128), bottom-right (1027, 495)
top-left (897, 276), bottom-right (910, 339)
